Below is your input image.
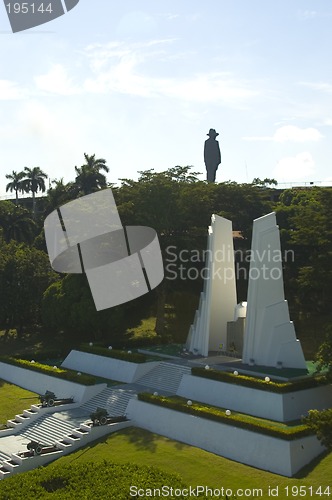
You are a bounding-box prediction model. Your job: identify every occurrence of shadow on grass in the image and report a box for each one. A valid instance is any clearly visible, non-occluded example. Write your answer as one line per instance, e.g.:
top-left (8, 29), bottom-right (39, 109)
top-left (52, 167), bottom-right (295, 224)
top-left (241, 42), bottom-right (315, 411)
top-left (293, 449), bottom-right (331, 478)
top-left (119, 427), bottom-right (159, 452)
top-left (122, 427), bottom-right (186, 452)
top-left (64, 427), bottom-right (187, 466)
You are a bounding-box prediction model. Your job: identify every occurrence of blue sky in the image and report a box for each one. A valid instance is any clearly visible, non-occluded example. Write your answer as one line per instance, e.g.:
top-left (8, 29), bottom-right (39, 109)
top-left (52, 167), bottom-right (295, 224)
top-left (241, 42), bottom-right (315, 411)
top-left (1, 0), bottom-right (332, 197)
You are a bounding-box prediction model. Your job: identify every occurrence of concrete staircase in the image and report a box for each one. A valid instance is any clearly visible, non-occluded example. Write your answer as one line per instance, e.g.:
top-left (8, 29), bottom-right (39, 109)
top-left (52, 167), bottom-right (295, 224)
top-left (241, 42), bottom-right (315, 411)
top-left (135, 362), bottom-right (191, 393)
top-left (80, 387), bottom-right (136, 417)
top-left (20, 413), bottom-right (82, 447)
top-left (0, 360), bottom-right (193, 480)
top-left (0, 451), bottom-right (18, 479)
top-left (7, 404), bottom-right (40, 430)
top-left (0, 451), bottom-right (11, 466)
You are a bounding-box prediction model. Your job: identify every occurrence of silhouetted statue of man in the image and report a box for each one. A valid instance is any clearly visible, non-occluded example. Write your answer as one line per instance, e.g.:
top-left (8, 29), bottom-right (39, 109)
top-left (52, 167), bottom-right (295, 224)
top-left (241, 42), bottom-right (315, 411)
top-left (204, 128), bottom-right (221, 183)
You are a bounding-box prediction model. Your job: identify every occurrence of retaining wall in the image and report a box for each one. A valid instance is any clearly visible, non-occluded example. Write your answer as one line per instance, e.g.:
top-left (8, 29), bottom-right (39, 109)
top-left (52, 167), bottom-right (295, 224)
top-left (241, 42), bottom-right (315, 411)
top-left (127, 399), bottom-right (324, 477)
top-left (0, 362), bottom-right (106, 404)
top-left (61, 350), bottom-right (159, 383)
top-left (177, 374), bottom-right (332, 421)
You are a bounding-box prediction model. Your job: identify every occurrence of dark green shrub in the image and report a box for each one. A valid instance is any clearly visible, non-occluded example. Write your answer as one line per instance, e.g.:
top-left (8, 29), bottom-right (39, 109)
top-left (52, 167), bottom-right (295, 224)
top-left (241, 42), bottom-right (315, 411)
top-left (79, 344), bottom-right (147, 363)
top-left (0, 460), bottom-right (196, 499)
top-left (191, 367), bottom-right (328, 393)
top-left (0, 357), bottom-right (96, 385)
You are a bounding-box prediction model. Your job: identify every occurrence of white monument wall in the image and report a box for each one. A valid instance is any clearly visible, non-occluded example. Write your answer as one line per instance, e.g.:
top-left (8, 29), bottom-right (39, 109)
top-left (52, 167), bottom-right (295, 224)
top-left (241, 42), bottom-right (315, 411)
top-left (61, 350), bottom-right (160, 383)
top-left (242, 213), bottom-right (307, 369)
top-left (187, 215), bottom-right (237, 355)
top-left (177, 374), bottom-right (332, 422)
top-left (127, 399), bottom-right (325, 477)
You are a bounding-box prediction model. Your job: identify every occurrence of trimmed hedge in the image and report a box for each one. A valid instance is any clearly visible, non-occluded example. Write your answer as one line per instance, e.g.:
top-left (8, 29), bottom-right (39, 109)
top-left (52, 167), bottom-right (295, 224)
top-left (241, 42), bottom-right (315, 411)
top-left (0, 357), bottom-right (96, 386)
top-left (138, 393), bottom-right (313, 441)
top-left (80, 344), bottom-right (147, 363)
top-left (17, 348), bottom-right (67, 363)
top-left (191, 366), bottom-right (328, 393)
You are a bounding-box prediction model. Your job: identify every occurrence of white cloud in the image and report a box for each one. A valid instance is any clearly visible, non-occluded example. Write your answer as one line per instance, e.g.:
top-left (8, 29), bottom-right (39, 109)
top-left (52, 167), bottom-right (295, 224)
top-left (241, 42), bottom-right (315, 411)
top-left (166, 14), bottom-right (180, 20)
top-left (84, 66), bottom-right (257, 105)
top-left (297, 10), bottom-right (318, 20)
top-left (299, 81), bottom-right (332, 93)
top-left (34, 64), bottom-right (80, 95)
top-left (83, 41), bottom-right (257, 106)
top-left (0, 80), bottom-right (25, 100)
top-left (243, 125), bottom-right (323, 142)
top-left (274, 125), bottom-right (323, 142)
top-left (274, 152), bottom-right (315, 181)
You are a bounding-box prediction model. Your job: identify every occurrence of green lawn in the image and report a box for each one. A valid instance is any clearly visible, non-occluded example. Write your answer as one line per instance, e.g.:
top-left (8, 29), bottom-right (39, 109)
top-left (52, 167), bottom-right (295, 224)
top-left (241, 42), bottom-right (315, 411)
top-left (0, 380), bottom-right (39, 429)
top-left (52, 427), bottom-right (331, 498)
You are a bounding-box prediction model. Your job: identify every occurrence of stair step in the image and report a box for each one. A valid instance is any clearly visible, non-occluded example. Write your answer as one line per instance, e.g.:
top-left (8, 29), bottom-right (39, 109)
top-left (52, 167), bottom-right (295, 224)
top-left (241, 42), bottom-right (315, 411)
top-left (0, 451), bottom-right (11, 464)
top-left (80, 388), bottom-right (135, 417)
top-left (135, 362), bottom-right (191, 393)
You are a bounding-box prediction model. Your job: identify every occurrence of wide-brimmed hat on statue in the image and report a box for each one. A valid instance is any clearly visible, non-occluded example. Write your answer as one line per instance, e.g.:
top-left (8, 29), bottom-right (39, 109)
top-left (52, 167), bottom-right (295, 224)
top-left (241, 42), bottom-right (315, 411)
top-left (207, 128), bottom-right (219, 137)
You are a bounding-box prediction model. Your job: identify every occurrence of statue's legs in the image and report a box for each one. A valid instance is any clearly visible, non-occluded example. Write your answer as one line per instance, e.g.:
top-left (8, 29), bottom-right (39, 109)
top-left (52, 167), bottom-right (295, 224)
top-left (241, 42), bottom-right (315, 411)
top-left (206, 165), bottom-right (218, 182)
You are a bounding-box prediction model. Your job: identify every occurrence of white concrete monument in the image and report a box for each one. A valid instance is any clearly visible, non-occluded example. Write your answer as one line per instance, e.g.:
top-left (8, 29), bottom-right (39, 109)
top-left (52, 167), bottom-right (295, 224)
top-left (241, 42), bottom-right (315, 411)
top-left (242, 212), bottom-right (306, 369)
top-left (186, 214), bottom-right (237, 356)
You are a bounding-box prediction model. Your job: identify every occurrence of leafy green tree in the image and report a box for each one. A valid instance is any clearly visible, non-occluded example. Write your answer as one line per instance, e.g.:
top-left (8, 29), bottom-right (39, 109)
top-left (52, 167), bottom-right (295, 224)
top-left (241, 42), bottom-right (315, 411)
top-left (276, 187), bottom-right (332, 323)
top-left (315, 326), bottom-right (332, 380)
top-left (0, 201), bottom-right (36, 243)
top-left (73, 153), bottom-right (109, 195)
top-left (21, 166), bottom-right (48, 218)
top-left (116, 167), bottom-right (206, 335)
top-left (42, 275), bottom-right (124, 341)
top-left (252, 177), bottom-right (278, 187)
top-left (5, 170), bottom-right (25, 204)
top-left (214, 181), bottom-right (274, 240)
top-left (0, 241), bottom-right (56, 333)
top-left (303, 325), bottom-right (332, 448)
top-left (45, 178), bottom-right (75, 215)
top-left (303, 409), bottom-right (332, 450)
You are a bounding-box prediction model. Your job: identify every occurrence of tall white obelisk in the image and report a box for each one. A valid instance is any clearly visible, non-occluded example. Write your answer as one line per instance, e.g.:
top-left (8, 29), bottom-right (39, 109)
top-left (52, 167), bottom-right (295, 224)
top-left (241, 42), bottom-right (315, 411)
top-left (242, 213), bottom-right (306, 369)
top-left (187, 215), bottom-right (237, 356)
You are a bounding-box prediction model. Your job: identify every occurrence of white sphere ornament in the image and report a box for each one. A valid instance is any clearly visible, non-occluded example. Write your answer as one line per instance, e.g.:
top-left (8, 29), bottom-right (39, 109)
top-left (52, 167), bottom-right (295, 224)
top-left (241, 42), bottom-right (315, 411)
top-left (127, 350), bottom-right (132, 354)
top-left (108, 346), bottom-right (112, 350)
top-left (31, 360), bottom-right (35, 363)
top-left (77, 372), bottom-right (81, 376)
top-left (265, 376), bottom-right (270, 382)
top-left (233, 371), bottom-right (239, 376)
top-left (205, 365), bottom-right (210, 370)
top-left (187, 400), bottom-right (193, 406)
top-left (53, 366), bottom-right (57, 369)
top-left (153, 392), bottom-right (158, 396)
top-left (225, 410), bottom-right (231, 416)
top-left (89, 342), bottom-right (93, 346)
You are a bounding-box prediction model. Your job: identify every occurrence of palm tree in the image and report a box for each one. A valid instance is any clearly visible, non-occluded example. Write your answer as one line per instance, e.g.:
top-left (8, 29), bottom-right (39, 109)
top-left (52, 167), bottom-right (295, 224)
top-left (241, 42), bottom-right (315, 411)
top-left (74, 153), bottom-right (109, 195)
top-left (21, 166), bottom-right (48, 218)
top-left (46, 178), bottom-right (74, 214)
top-left (5, 170), bottom-right (25, 205)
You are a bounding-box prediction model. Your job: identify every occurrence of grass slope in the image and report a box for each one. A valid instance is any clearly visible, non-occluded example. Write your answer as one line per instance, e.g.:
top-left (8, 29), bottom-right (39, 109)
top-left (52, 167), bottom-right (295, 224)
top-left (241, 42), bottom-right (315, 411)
top-left (0, 380), bottom-right (39, 429)
top-left (52, 428), bottom-right (331, 498)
